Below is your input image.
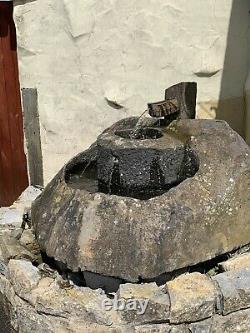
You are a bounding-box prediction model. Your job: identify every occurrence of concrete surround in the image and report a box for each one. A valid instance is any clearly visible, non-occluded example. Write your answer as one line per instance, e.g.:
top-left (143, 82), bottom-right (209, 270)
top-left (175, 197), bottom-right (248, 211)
top-left (13, 0), bottom-right (250, 185)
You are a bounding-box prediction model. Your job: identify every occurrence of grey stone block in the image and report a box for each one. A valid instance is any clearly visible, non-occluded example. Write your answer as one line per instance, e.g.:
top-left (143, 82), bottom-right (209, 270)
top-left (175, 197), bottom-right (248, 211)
top-left (189, 318), bottom-right (212, 333)
top-left (213, 268), bottom-right (250, 315)
top-left (211, 308), bottom-right (250, 333)
top-left (219, 253), bottom-right (250, 272)
top-left (117, 283), bottom-right (170, 324)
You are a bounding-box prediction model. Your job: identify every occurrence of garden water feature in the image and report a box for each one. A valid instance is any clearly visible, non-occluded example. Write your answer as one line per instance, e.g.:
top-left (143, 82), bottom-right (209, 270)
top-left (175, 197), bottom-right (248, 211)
top-left (0, 83), bottom-right (250, 333)
top-left (31, 82), bottom-right (250, 292)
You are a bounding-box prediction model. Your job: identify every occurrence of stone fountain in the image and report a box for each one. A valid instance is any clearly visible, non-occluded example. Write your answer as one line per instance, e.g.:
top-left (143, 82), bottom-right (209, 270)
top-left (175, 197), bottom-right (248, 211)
top-left (0, 83), bottom-right (250, 332)
top-left (32, 82), bottom-right (250, 287)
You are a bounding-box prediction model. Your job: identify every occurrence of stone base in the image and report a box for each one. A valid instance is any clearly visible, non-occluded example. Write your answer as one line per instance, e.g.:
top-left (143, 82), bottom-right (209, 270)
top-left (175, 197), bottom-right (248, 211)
top-left (0, 187), bottom-right (250, 333)
top-left (1, 254), bottom-right (250, 333)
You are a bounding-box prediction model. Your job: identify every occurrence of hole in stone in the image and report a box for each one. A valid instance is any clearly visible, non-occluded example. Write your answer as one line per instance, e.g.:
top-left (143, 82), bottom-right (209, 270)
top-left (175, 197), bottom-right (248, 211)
top-left (115, 127), bottom-right (163, 140)
top-left (65, 160), bottom-right (98, 192)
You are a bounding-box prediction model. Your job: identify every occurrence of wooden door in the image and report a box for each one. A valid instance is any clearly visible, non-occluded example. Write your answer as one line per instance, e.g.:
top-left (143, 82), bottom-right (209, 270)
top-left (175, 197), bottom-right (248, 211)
top-left (0, 1), bottom-right (28, 207)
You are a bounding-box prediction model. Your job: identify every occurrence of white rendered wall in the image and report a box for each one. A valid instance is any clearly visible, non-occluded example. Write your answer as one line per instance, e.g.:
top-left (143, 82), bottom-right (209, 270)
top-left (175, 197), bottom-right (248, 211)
top-left (13, 0), bottom-right (250, 184)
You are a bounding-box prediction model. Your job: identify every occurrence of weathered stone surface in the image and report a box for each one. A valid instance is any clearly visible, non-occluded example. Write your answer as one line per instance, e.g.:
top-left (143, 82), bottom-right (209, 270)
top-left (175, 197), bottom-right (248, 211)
top-left (19, 229), bottom-right (41, 257)
top-left (0, 186), bottom-right (42, 229)
top-left (97, 117), bottom-right (197, 199)
top-left (211, 308), bottom-right (250, 333)
top-left (35, 284), bottom-right (121, 327)
top-left (213, 268), bottom-right (250, 315)
top-left (219, 253), bottom-right (250, 272)
top-left (8, 259), bottom-right (41, 303)
top-left (1, 256), bottom-right (250, 332)
top-left (189, 309), bottom-right (250, 333)
top-left (189, 318), bottom-right (213, 333)
top-left (135, 324), bottom-right (189, 333)
top-left (32, 119), bottom-right (250, 282)
top-left (0, 234), bottom-right (36, 263)
top-left (0, 291), bottom-right (16, 333)
top-left (0, 207), bottom-right (24, 229)
top-left (167, 272), bottom-right (217, 323)
top-left (117, 283), bottom-right (170, 324)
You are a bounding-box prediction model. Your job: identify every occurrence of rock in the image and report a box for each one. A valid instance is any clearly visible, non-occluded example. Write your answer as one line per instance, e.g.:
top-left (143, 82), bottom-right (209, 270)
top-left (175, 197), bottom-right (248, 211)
top-left (8, 259), bottom-right (41, 303)
top-left (9, 228), bottom-right (23, 240)
top-left (0, 234), bottom-right (36, 263)
top-left (19, 229), bottom-right (41, 256)
top-left (13, 186), bottom-right (42, 208)
top-left (189, 309), bottom-right (250, 333)
top-left (35, 285), bottom-right (118, 327)
top-left (37, 263), bottom-right (57, 278)
top-left (32, 119), bottom-right (250, 282)
top-left (0, 186), bottom-right (42, 230)
top-left (19, 229), bottom-right (35, 247)
top-left (1, 258), bottom-right (250, 332)
top-left (219, 253), bottom-right (250, 272)
top-left (15, 299), bottom-right (56, 333)
top-left (213, 268), bottom-right (250, 315)
top-left (211, 308), bottom-right (250, 333)
top-left (0, 260), bottom-right (7, 276)
top-left (0, 291), bottom-right (16, 333)
top-left (117, 283), bottom-right (170, 324)
top-left (0, 207), bottom-right (24, 229)
top-left (189, 318), bottom-right (213, 333)
top-left (166, 272), bottom-right (217, 324)
top-left (97, 117), bottom-right (197, 199)
top-left (135, 324), bottom-right (189, 333)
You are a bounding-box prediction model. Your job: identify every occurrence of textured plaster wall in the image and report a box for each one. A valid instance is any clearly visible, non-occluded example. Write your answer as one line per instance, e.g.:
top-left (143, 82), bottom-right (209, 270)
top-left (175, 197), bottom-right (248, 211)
top-left (13, 0), bottom-right (249, 184)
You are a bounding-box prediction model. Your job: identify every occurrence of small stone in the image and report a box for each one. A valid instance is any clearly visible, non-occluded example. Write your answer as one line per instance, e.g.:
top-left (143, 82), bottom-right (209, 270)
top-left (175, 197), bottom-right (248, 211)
top-left (0, 207), bottom-right (24, 228)
top-left (38, 263), bottom-right (57, 278)
top-left (189, 318), bottom-right (213, 333)
top-left (19, 229), bottom-right (41, 256)
top-left (9, 228), bottom-right (23, 240)
top-left (19, 229), bottom-right (35, 246)
top-left (211, 308), bottom-right (250, 333)
top-left (167, 272), bottom-right (217, 324)
top-left (117, 283), bottom-right (170, 324)
top-left (0, 261), bottom-right (7, 276)
top-left (0, 234), bottom-right (36, 263)
top-left (37, 277), bottom-right (54, 289)
top-left (8, 259), bottom-right (41, 302)
top-left (13, 186), bottom-right (42, 208)
top-left (35, 285), bottom-right (116, 326)
top-left (0, 186), bottom-right (42, 230)
top-left (219, 253), bottom-right (250, 272)
top-left (213, 268), bottom-right (250, 315)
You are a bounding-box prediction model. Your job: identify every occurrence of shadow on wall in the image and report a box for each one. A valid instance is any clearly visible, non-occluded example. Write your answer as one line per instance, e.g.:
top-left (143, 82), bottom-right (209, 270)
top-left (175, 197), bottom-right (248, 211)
top-left (217, 0), bottom-right (250, 138)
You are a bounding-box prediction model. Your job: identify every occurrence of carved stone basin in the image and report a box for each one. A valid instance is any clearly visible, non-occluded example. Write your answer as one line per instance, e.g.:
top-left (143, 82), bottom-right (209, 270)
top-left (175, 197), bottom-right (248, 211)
top-left (32, 117), bottom-right (250, 283)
